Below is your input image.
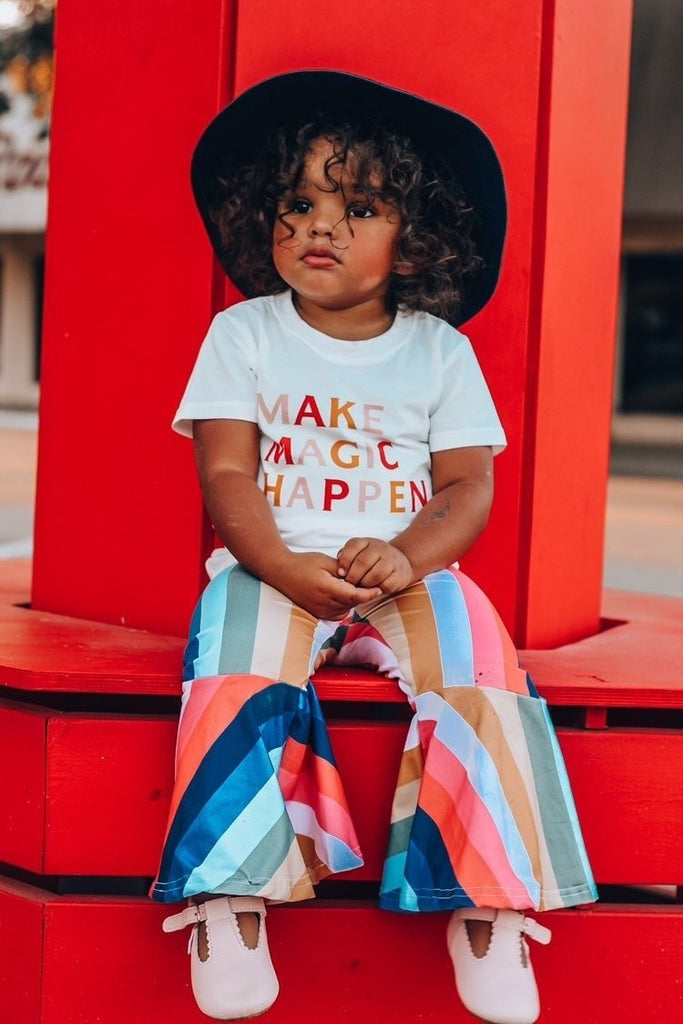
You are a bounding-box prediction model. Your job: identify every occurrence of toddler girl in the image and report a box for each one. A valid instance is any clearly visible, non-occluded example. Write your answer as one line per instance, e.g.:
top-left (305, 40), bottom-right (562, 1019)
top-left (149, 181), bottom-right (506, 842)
top-left (152, 71), bottom-right (596, 1024)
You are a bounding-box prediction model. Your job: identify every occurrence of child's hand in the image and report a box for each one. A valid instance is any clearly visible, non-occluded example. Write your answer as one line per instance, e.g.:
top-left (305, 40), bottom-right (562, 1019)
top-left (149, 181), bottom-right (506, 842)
top-left (336, 538), bottom-right (413, 594)
top-left (271, 551), bottom-right (383, 621)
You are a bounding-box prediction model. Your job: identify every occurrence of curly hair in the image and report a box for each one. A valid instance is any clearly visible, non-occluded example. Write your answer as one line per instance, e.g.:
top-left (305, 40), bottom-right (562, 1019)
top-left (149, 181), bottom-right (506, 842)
top-left (208, 118), bottom-right (482, 323)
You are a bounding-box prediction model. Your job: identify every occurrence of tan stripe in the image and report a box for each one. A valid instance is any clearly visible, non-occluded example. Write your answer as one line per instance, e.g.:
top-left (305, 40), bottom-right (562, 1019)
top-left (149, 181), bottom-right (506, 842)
top-left (293, 833), bottom-right (333, 885)
top-left (279, 601), bottom-right (319, 685)
top-left (442, 687), bottom-right (544, 890)
top-left (249, 582), bottom-right (316, 686)
top-left (249, 582), bottom-right (291, 679)
top-left (390, 776), bottom-right (421, 825)
top-left (485, 689), bottom-right (560, 906)
top-left (395, 744), bottom-right (424, 788)
top-left (363, 594), bottom-right (415, 688)
top-left (312, 644), bottom-right (337, 672)
top-left (366, 582), bottom-right (442, 697)
top-left (260, 837), bottom-right (316, 902)
top-left (394, 583), bottom-right (445, 696)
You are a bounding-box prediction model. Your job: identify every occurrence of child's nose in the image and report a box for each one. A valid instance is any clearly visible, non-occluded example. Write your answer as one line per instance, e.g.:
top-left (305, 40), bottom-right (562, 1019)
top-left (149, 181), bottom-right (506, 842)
top-left (310, 220), bottom-right (333, 237)
top-left (309, 206), bottom-right (337, 237)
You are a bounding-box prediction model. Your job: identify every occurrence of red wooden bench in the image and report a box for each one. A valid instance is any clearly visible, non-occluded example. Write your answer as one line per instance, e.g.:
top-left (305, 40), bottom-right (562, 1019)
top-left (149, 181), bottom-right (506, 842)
top-left (2, 1), bottom-right (681, 1022)
top-left (1, 560), bottom-right (681, 1022)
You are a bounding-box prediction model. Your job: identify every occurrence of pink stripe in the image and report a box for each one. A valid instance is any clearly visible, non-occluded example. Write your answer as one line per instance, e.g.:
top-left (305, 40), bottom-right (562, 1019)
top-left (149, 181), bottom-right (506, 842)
top-left (334, 635), bottom-right (398, 674)
top-left (452, 569), bottom-right (509, 691)
top-left (421, 726), bottom-right (531, 898)
top-left (176, 675), bottom-right (225, 762)
top-left (282, 783), bottom-right (360, 849)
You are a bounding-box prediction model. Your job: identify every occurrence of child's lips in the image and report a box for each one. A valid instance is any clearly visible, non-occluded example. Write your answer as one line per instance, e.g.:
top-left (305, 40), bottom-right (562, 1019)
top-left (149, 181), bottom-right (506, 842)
top-left (301, 248), bottom-right (341, 268)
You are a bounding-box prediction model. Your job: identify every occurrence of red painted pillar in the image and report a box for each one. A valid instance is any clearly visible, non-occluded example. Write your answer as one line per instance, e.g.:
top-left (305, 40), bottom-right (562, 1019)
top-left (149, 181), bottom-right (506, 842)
top-left (32, 0), bottom-right (632, 646)
top-left (32, 0), bottom-right (237, 634)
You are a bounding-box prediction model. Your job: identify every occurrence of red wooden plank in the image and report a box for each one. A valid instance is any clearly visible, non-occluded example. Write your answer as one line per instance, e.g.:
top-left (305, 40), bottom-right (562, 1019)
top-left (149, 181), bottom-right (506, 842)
top-left (520, 590), bottom-right (683, 708)
top-left (31, 0), bottom-right (237, 635)
top-left (519, 0), bottom-right (632, 646)
top-left (1, 562), bottom-right (682, 708)
top-left (0, 699), bottom-right (48, 873)
top-left (3, 698), bottom-right (680, 884)
top-left (0, 877), bottom-right (46, 1024)
top-left (582, 707), bottom-right (609, 729)
top-left (2, 880), bottom-right (679, 1024)
top-left (558, 730), bottom-right (683, 885)
top-left (529, 904), bottom-right (683, 1022)
top-left (44, 716), bottom-right (177, 876)
top-left (0, 599), bottom-right (184, 693)
top-left (330, 723), bottom-right (405, 881)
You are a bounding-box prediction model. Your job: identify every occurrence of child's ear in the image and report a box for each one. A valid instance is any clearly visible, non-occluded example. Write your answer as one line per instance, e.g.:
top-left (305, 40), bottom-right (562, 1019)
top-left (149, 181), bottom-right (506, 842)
top-left (393, 260), bottom-right (416, 277)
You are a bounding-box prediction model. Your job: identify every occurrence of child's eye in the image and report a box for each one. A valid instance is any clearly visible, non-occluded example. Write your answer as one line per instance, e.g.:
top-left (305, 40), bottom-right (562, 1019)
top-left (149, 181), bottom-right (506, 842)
top-left (347, 205), bottom-right (375, 219)
top-left (291, 198), bottom-right (312, 215)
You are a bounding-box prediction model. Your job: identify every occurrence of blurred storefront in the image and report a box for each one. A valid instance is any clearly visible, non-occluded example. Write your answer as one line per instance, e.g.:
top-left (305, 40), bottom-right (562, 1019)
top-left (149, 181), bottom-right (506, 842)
top-left (613, 0), bottom-right (682, 473)
top-left (0, 1), bottom-right (51, 408)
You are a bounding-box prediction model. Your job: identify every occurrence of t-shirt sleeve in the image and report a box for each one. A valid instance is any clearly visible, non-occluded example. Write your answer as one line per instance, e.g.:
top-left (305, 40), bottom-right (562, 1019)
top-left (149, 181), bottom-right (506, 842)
top-left (172, 311), bottom-right (258, 437)
top-left (429, 334), bottom-right (507, 455)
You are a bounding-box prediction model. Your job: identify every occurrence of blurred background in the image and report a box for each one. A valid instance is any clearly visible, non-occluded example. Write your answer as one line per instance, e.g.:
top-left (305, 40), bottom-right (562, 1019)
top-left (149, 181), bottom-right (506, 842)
top-left (0, 0), bottom-right (680, 598)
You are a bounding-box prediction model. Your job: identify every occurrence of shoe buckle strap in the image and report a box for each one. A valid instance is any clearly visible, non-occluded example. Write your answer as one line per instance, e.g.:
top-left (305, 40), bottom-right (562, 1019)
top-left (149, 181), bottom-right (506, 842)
top-left (227, 896), bottom-right (267, 917)
top-left (521, 916), bottom-right (552, 945)
top-left (162, 902), bottom-right (207, 933)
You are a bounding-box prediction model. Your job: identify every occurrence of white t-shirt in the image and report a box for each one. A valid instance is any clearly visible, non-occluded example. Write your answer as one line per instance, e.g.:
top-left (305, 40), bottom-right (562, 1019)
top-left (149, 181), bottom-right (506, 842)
top-left (174, 291), bottom-right (506, 567)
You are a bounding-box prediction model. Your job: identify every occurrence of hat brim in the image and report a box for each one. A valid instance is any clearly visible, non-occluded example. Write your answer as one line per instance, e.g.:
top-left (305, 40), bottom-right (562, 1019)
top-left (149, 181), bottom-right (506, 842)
top-left (191, 70), bottom-right (506, 326)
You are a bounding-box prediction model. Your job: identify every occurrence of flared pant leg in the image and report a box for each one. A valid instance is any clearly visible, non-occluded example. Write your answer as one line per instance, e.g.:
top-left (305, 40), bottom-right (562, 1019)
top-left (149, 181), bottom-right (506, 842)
top-left (328, 567), bottom-right (597, 913)
top-left (150, 564), bottom-right (363, 904)
top-left (152, 562), bottom-right (596, 915)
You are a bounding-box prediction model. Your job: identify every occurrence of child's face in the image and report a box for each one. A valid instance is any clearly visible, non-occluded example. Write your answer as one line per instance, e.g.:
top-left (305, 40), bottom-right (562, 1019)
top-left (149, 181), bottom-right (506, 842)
top-left (272, 138), bottom-right (402, 322)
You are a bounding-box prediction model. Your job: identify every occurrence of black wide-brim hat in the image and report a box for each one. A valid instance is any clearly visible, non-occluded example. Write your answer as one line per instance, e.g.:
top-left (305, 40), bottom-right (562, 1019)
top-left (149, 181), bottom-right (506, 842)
top-left (192, 70), bottom-right (507, 326)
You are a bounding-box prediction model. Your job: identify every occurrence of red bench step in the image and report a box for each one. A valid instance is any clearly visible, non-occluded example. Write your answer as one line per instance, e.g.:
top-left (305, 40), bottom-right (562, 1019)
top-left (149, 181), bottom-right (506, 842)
top-left (1, 561), bottom-right (681, 709)
top-left (1, 696), bottom-right (680, 885)
top-left (1, 875), bottom-right (681, 1024)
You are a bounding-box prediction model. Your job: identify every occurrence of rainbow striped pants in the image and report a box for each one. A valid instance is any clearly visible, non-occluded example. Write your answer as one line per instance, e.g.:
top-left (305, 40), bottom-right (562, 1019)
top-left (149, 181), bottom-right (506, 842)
top-left (151, 564), bottom-right (596, 913)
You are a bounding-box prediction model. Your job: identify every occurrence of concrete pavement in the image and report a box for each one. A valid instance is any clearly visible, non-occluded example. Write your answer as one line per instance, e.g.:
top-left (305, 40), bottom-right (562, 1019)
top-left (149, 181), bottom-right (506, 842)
top-left (1, 409), bottom-right (682, 597)
top-left (0, 409), bottom-right (36, 559)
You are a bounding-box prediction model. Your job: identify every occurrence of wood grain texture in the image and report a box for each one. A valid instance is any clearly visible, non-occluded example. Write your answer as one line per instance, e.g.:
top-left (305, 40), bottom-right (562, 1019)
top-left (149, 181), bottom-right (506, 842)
top-left (1, 704), bottom-right (680, 884)
top-left (2, 564), bottom-right (682, 707)
top-left (2, 879), bottom-right (681, 1024)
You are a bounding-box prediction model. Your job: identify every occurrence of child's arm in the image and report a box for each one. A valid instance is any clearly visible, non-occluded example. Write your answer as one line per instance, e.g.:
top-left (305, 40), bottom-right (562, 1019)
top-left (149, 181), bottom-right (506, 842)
top-left (194, 419), bottom-right (382, 619)
top-left (337, 446), bottom-right (493, 592)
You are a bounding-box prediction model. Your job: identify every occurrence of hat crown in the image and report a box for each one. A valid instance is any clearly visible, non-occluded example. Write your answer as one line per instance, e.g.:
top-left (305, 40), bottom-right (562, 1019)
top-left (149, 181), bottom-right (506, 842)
top-left (192, 70), bottom-right (506, 326)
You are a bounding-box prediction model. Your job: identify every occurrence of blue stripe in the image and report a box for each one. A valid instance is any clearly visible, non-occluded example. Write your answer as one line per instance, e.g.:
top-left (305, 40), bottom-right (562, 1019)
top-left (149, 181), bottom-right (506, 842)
top-left (423, 570), bottom-right (475, 687)
top-left (182, 602), bottom-right (202, 682)
top-left (417, 691), bottom-right (540, 904)
top-left (156, 681), bottom-right (339, 896)
top-left (537, 699), bottom-right (597, 900)
top-left (219, 567), bottom-right (263, 674)
top-left (405, 807), bottom-right (459, 896)
top-left (380, 810), bottom-right (478, 912)
top-left (187, 566), bottom-right (233, 680)
top-left (381, 850), bottom-right (408, 896)
top-left (183, 770), bottom-right (292, 893)
top-left (166, 722), bottom-right (291, 887)
top-left (290, 683), bottom-right (337, 763)
top-left (323, 834), bottom-right (364, 873)
top-left (157, 683), bottom-right (302, 886)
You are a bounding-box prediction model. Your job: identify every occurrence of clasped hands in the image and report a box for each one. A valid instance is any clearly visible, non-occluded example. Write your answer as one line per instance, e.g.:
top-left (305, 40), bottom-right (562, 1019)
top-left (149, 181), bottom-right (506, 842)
top-left (271, 538), bottom-right (414, 621)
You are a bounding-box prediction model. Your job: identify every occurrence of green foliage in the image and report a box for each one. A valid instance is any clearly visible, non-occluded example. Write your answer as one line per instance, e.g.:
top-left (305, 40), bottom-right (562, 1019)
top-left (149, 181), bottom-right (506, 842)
top-left (0, 9), bottom-right (54, 72)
